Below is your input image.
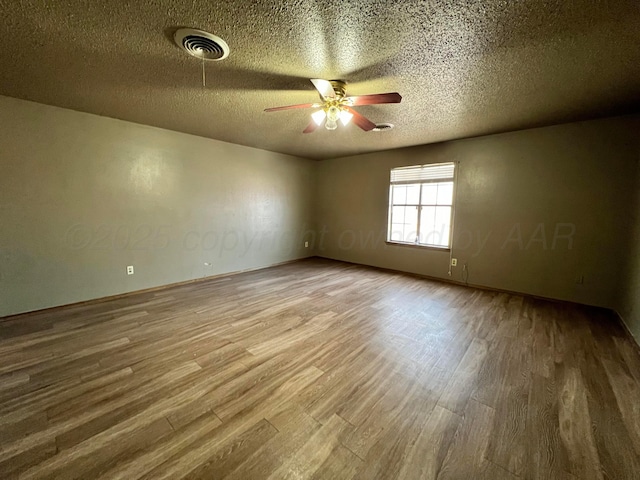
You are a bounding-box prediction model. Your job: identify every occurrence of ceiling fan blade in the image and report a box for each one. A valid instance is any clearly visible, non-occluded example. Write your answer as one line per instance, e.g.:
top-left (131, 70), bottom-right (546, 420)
top-left (343, 106), bottom-right (377, 131)
top-left (346, 92), bottom-right (402, 106)
top-left (303, 120), bottom-right (320, 133)
top-left (264, 103), bottom-right (317, 112)
top-left (310, 79), bottom-right (336, 99)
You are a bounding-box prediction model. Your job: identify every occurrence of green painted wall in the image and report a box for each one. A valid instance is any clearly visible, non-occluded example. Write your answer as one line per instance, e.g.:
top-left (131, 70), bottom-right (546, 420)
top-left (316, 115), bottom-right (640, 308)
top-left (0, 96), bottom-right (316, 317)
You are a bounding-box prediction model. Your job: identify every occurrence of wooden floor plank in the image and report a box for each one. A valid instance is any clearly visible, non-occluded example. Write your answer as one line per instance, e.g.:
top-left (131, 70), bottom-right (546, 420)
top-left (525, 373), bottom-right (574, 480)
top-left (484, 333), bottom-right (532, 476)
top-left (437, 399), bottom-right (498, 480)
top-left (187, 418), bottom-right (279, 480)
top-left (437, 337), bottom-right (489, 414)
top-left (267, 413), bottom-right (352, 479)
top-left (601, 358), bottom-right (640, 457)
top-left (224, 404), bottom-right (322, 479)
top-left (96, 410), bottom-right (223, 480)
top-left (396, 405), bottom-right (461, 480)
top-left (557, 366), bottom-right (604, 480)
top-left (581, 352), bottom-right (640, 480)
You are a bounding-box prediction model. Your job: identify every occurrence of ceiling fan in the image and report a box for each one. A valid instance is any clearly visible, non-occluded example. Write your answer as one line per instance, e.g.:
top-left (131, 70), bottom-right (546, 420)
top-left (264, 79), bottom-right (402, 133)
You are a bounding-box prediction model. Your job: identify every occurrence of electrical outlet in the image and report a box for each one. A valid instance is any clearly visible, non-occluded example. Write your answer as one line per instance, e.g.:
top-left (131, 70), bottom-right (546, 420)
top-left (126, 265), bottom-right (134, 275)
top-left (576, 275), bottom-right (584, 285)
top-left (451, 258), bottom-right (457, 267)
top-left (304, 241), bottom-right (309, 248)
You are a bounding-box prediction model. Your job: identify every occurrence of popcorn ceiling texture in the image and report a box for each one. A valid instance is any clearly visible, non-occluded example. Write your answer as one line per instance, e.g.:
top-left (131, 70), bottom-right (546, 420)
top-left (0, 0), bottom-right (638, 159)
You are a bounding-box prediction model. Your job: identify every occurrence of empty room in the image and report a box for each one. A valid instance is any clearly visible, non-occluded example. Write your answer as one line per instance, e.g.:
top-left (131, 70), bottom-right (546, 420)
top-left (1, 1), bottom-right (639, 479)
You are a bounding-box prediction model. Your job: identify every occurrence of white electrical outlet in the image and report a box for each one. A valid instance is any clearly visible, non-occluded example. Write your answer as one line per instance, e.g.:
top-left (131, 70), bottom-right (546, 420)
top-left (126, 265), bottom-right (134, 275)
top-left (304, 241), bottom-right (309, 248)
top-left (451, 258), bottom-right (457, 267)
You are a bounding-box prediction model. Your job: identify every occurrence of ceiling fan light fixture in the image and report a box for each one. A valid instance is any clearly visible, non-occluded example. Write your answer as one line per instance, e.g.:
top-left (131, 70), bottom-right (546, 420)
top-left (311, 109), bottom-right (326, 125)
top-left (326, 105), bottom-right (341, 122)
top-left (325, 118), bottom-right (338, 130)
top-left (339, 109), bottom-right (353, 126)
top-left (325, 105), bottom-right (341, 130)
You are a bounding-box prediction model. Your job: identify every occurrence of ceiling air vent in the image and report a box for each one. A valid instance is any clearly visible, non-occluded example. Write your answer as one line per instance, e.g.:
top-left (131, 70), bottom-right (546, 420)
top-left (174, 28), bottom-right (229, 61)
top-left (372, 123), bottom-right (394, 131)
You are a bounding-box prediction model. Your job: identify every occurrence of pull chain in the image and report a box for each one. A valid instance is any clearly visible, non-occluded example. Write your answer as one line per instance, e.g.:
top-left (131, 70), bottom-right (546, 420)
top-left (201, 54), bottom-right (206, 87)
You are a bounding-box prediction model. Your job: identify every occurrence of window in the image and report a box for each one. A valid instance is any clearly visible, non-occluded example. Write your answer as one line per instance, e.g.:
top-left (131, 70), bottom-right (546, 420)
top-left (387, 162), bottom-right (455, 248)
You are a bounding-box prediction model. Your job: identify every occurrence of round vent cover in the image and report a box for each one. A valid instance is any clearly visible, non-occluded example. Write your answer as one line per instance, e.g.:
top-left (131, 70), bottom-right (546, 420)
top-left (174, 28), bottom-right (229, 61)
top-left (372, 123), bottom-right (394, 131)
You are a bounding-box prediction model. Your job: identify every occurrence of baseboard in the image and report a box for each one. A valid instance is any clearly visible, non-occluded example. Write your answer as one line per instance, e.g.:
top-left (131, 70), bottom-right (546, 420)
top-left (0, 256), bottom-right (312, 322)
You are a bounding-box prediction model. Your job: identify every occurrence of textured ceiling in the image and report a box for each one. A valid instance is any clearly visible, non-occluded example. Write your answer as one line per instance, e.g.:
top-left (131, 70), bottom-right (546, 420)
top-left (0, 0), bottom-right (639, 160)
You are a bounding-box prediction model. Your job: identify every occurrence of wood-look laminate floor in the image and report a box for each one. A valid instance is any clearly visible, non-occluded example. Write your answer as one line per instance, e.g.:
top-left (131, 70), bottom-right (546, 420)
top-left (1, 258), bottom-right (640, 479)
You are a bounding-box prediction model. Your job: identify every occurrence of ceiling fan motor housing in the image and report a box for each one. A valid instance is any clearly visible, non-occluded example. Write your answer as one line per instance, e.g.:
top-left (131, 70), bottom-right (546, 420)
top-left (329, 80), bottom-right (347, 97)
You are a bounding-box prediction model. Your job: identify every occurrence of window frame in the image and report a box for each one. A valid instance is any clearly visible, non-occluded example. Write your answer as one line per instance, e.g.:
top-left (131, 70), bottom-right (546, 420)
top-left (386, 162), bottom-right (456, 250)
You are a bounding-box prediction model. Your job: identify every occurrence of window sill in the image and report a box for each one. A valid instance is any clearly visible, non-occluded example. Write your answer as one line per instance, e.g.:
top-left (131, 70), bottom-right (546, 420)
top-left (385, 241), bottom-right (451, 252)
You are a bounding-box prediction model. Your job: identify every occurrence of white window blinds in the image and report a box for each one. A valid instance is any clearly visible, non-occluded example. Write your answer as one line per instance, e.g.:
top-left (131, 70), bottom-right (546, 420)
top-left (390, 162), bottom-right (455, 184)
